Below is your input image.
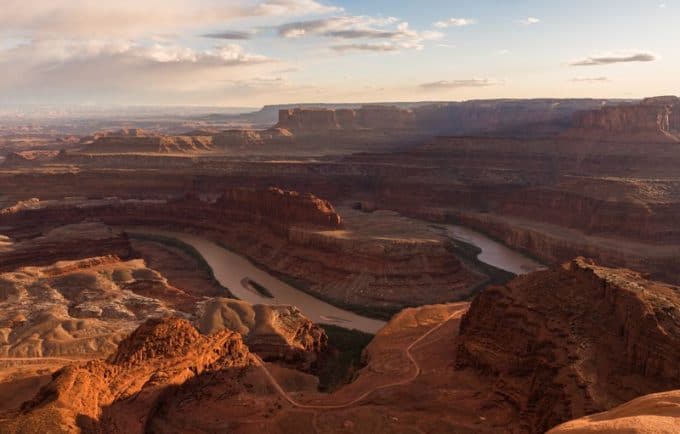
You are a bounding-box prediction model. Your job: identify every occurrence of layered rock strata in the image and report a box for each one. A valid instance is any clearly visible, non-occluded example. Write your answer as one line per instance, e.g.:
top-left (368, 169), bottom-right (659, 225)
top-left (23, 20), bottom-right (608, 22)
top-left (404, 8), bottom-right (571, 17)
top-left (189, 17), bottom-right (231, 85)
top-left (568, 96), bottom-right (680, 142)
top-left (197, 298), bottom-right (327, 370)
top-left (0, 223), bottom-right (132, 272)
top-left (0, 192), bottom-right (479, 315)
top-left (276, 105), bottom-right (416, 132)
top-left (456, 258), bottom-right (680, 433)
top-left (3, 318), bottom-right (251, 433)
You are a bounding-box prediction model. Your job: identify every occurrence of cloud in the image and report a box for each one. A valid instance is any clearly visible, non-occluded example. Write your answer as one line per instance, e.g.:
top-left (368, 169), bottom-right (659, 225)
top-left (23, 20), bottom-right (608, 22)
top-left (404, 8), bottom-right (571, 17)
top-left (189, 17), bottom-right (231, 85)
top-left (0, 38), bottom-right (275, 105)
top-left (278, 16), bottom-right (442, 51)
top-left (252, 0), bottom-right (339, 16)
top-left (202, 31), bottom-right (254, 40)
top-left (434, 18), bottom-right (476, 28)
top-left (569, 51), bottom-right (657, 66)
top-left (571, 76), bottom-right (610, 83)
top-left (519, 17), bottom-right (541, 25)
top-left (0, 0), bottom-right (338, 38)
top-left (278, 16), bottom-right (399, 38)
top-left (420, 78), bottom-right (499, 89)
top-left (327, 29), bottom-right (401, 39)
top-left (331, 43), bottom-right (400, 53)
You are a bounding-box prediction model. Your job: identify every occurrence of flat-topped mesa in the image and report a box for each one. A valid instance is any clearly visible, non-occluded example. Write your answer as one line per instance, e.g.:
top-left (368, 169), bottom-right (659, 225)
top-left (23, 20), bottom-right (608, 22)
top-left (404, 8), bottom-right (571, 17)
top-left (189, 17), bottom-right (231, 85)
top-left (80, 128), bottom-right (215, 153)
top-left (275, 105), bottom-right (416, 133)
top-left (215, 187), bottom-right (343, 230)
top-left (456, 257), bottom-right (680, 433)
top-left (568, 95), bottom-right (680, 142)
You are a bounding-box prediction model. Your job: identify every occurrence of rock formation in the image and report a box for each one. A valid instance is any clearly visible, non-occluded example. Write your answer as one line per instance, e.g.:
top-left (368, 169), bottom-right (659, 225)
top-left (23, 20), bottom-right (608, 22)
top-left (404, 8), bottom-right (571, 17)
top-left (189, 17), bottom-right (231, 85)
top-left (197, 298), bottom-right (327, 370)
top-left (0, 193), bottom-right (481, 316)
top-left (456, 258), bottom-right (680, 433)
top-left (0, 255), bottom-right (178, 357)
top-left (568, 96), bottom-right (680, 142)
top-left (276, 105), bottom-right (416, 132)
top-left (0, 223), bottom-right (132, 272)
top-left (215, 187), bottom-right (343, 231)
top-left (547, 390), bottom-right (680, 433)
top-left (3, 318), bottom-right (250, 433)
top-left (80, 129), bottom-right (215, 153)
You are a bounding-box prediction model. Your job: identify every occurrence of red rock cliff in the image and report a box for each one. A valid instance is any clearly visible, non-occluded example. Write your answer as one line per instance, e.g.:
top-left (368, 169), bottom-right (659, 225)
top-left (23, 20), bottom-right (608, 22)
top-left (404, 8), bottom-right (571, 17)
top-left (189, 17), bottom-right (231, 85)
top-left (568, 96), bottom-right (680, 142)
top-left (456, 258), bottom-right (680, 433)
top-left (7, 318), bottom-right (250, 433)
top-left (215, 187), bottom-right (343, 229)
top-left (276, 105), bottom-right (416, 132)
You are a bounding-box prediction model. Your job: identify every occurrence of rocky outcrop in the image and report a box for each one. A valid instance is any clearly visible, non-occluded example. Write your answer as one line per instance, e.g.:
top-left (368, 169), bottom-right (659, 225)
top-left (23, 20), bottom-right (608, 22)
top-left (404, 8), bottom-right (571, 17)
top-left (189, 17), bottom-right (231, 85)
top-left (211, 128), bottom-right (293, 149)
top-left (215, 187), bottom-right (343, 231)
top-left (276, 105), bottom-right (416, 132)
top-left (547, 390), bottom-right (680, 433)
top-left (81, 129), bottom-right (215, 154)
top-left (414, 99), bottom-right (610, 136)
top-left (0, 255), bottom-right (178, 357)
top-left (456, 258), bottom-right (680, 433)
top-left (197, 298), bottom-right (327, 370)
top-left (0, 223), bottom-right (132, 272)
top-left (568, 96), bottom-right (680, 142)
top-left (1, 151), bottom-right (61, 167)
top-left (4, 318), bottom-right (250, 433)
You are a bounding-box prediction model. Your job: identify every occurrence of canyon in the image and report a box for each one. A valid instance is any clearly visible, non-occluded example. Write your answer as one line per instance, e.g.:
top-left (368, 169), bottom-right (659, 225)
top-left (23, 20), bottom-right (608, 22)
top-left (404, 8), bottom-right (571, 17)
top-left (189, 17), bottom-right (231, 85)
top-left (1, 96), bottom-right (680, 432)
top-left (2, 260), bottom-right (679, 433)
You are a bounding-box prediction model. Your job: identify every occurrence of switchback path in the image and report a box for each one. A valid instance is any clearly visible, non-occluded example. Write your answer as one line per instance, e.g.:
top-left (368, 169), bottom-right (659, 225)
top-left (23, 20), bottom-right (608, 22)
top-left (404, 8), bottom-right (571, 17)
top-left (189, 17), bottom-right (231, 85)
top-left (251, 308), bottom-right (466, 410)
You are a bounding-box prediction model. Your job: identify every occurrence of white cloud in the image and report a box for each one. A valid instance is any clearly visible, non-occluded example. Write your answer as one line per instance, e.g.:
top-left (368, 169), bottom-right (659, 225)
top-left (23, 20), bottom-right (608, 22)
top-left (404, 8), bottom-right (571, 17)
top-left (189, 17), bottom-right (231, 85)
top-left (569, 51), bottom-right (657, 66)
top-left (434, 18), bottom-right (476, 28)
top-left (420, 78), bottom-right (499, 90)
top-left (278, 16), bottom-right (399, 38)
top-left (278, 16), bottom-right (442, 52)
top-left (331, 43), bottom-right (400, 53)
top-left (0, 38), bottom-right (274, 104)
top-left (519, 17), bottom-right (541, 25)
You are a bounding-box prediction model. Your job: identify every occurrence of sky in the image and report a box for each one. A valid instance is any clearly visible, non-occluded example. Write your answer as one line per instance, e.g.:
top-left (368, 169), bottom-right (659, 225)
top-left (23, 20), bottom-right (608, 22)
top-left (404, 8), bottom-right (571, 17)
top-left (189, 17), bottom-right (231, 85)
top-left (0, 0), bottom-right (678, 107)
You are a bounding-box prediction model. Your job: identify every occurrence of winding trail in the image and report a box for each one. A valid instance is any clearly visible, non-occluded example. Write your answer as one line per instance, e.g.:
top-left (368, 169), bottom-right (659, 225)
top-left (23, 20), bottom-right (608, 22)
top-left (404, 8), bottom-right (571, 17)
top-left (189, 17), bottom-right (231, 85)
top-left (251, 308), bottom-right (465, 410)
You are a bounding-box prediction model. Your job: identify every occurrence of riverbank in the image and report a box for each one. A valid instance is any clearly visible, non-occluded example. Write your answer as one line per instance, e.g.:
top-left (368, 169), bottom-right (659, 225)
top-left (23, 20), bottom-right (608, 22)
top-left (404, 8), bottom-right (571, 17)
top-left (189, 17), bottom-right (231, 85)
top-left (124, 228), bottom-right (388, 334)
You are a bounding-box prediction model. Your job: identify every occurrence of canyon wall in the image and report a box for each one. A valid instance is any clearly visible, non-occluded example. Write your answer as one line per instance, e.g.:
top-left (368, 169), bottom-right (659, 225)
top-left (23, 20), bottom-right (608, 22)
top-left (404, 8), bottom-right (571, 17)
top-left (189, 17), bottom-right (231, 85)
top-left (456, 258), bottom-right (680, 433)
top-left (5, 318), bottom-right (251, 433)
top-left (0, 191), bottom-right (479, 316)
top-left (276, 105), bottom-right (417, 132)
top-left (568, 96), bottom-right (680, 142)
top-left (215, 187), bottom-right (342, 232)
top-left (0, 223), bottom-right (132, 272)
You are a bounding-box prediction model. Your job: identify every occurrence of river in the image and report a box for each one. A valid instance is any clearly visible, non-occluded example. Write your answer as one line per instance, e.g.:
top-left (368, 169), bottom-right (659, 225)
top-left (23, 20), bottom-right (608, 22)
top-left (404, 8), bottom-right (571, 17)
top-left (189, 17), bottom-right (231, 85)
top-left (126, 229), bottom-right (388, 334)
top-left (443, 225), bottom-right (545, 274)
top-left (126, 224), bottom-right (543, 334)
